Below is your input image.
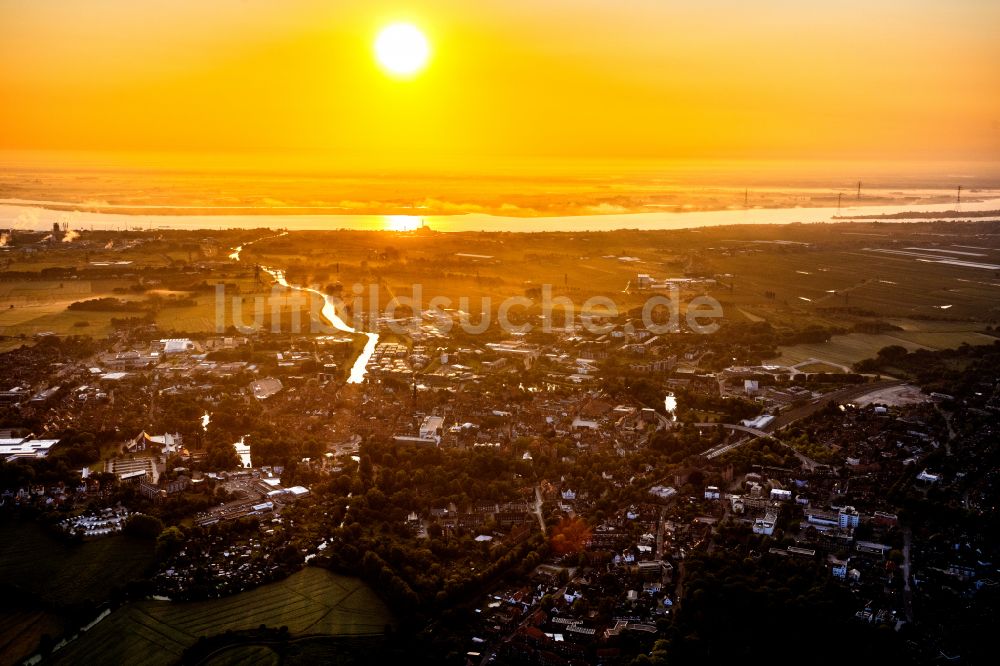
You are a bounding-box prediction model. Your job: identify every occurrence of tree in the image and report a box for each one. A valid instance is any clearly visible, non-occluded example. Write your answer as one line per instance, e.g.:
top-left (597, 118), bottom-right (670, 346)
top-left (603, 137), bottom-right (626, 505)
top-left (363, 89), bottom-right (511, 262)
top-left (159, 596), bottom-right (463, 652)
top-left (123, 513), bottom-right (165, 539)
top-left (877, 345), bottom-right (908, 361)
top-left (156, 526), bottom-right (185, 560)
top-left (550, 516), bottom-right (592, 556)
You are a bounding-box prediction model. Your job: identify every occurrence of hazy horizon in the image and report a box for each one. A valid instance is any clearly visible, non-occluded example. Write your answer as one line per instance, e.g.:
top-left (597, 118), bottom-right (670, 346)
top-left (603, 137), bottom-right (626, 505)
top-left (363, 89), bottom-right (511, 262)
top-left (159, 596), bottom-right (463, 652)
top-left (2, 152), bottom-right (998, 224)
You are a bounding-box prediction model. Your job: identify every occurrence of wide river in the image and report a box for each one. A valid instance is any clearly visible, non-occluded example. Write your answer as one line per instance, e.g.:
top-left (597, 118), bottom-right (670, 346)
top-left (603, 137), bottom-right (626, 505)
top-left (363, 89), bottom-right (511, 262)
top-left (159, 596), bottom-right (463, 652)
top-left (2, 194), bottom-right (999, 233)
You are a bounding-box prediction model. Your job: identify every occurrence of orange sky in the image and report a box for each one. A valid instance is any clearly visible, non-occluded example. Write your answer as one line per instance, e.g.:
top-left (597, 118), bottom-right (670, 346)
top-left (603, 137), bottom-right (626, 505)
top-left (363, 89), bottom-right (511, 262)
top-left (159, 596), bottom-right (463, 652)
top-left (1, 0), bottom-right (998, 170)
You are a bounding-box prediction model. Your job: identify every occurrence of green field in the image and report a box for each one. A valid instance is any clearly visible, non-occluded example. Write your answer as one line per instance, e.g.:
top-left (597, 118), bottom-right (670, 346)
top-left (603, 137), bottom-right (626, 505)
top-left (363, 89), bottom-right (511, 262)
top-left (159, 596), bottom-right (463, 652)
top-left (196, 637), bottom-right (400, 666)
top-left (49, 568), bottom-right (392, 665)
top-left (0, 521), bottom-right (155, 666)
top-left (707, 246), bottom-right (1000, 322)
top-left (0, 279), bottom-right (133, 337)
top-left (0, 274), bottom-right (326, 338)
top-left (0, 610), bottom-right (64, 666)
top-left (203, 644), bottom-right (281, 666)
top-left (775, 326), bottom-right (994, 369)
top-left (0, 338), bottom-right (31, 353)
top-left (3, 224), bottom-right (999, 344)
top-left (0, 521), bottom-right (155, 608)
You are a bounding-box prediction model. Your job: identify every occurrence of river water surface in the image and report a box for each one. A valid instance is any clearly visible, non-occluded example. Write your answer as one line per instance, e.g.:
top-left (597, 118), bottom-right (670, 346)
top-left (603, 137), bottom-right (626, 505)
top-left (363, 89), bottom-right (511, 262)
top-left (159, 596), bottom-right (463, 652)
top-left (260, 266), bottom-right (378, 384)
top-left (3, 194), bottom-right (998, 233)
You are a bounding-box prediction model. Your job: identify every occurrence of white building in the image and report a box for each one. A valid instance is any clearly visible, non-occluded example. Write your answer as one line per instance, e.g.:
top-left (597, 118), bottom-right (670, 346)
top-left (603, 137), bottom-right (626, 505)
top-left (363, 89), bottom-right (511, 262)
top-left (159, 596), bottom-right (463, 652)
top-left (740, 414), bottom-right (775, 430)
top-left (162, 338), bottom-right (195, 354)
top-left (649, 485), bottom-right (677, 500)
top-left (127, 431), bottom-right (181, 454)
top-left (704, 486), bottom-right (721, 500)
top-left (916, 469), bottom-right (941, 483)
top-left (0, 437), bottom-right (60, 460)
top-left (419, 415), bottom-right (444, 444)
top-left (753, 511), bottom-right (777, 536)
top-left (806, 509), bottom-right (840, 527)
top-left (250, 377), bottom-right (283, 400)
top-left (571, 418), bottom-right (599, 431)
top-left (838, 506), bottom-right (860, 530)
top-left (770, 488), bottom-right (792, 501)
top-left (233, 437), bottom-right (252, 468)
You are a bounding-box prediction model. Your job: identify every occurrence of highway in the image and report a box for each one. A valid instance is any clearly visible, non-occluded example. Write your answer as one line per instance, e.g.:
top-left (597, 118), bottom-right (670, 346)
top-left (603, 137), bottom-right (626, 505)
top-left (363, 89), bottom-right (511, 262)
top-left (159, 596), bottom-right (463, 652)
top-left (699, 423), bottom-right (770, 460)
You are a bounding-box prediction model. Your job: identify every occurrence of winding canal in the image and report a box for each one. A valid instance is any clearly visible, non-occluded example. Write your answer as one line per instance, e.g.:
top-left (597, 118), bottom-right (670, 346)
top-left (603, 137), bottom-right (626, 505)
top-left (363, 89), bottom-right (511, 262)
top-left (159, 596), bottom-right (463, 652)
top-left (226, 234), bottom-right (376, 384)
top-left (261, 266), bottom-right (378, 384)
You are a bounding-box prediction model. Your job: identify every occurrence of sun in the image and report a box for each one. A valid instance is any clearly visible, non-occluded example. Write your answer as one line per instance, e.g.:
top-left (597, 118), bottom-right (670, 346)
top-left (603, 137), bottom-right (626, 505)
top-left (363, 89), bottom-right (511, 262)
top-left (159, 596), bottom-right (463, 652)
top-left (383, 215), bottom-right (422, 232)
top-left (375, 23), bottom-right (429, 77)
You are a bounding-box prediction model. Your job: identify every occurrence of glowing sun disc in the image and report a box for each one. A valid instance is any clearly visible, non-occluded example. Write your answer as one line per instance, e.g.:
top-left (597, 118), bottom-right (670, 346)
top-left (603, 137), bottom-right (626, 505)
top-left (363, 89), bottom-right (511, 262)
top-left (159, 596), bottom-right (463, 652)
top-left (375, 23), bottom-right (429, 76)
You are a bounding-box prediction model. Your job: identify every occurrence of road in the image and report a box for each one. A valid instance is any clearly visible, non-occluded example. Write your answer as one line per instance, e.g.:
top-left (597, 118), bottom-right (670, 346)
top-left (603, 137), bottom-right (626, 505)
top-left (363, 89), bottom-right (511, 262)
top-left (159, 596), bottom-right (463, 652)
top-left (935, 403), bottom-right (956, 457)
top-left (697, 380), bottom-right (904, 465)
top-left (655, 508), bottom-right (666, 559)
top-left (699, 423), bottom-right (769, 460)
top-left (673, 561), bottom-right (685, 614)
top-left (532, 485), bottom-right (546, 534)
top-left (902, 526), bottom-right (915, 623)
top-left (697, 423), bottom-right (770, 438)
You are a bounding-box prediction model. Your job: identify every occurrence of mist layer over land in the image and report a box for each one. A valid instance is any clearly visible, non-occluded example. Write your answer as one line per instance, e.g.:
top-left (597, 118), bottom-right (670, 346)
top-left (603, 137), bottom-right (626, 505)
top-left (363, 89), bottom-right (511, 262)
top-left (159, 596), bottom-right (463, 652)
top-left (2, 154), bottom-right (997, 220)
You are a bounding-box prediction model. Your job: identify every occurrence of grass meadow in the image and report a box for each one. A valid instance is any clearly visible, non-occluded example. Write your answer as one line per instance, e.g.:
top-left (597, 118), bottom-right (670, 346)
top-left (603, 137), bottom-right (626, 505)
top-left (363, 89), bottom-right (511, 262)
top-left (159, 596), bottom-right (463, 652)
top-left (50, 567), bottom-right (392, 665)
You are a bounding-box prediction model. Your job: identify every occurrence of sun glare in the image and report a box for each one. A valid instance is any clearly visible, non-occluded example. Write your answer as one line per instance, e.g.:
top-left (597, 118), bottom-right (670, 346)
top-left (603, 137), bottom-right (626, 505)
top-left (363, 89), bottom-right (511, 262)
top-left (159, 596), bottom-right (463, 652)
top-left (375, 23), bottom-right (429, 77)
top-left (384, 215), bottom-right (423, 231)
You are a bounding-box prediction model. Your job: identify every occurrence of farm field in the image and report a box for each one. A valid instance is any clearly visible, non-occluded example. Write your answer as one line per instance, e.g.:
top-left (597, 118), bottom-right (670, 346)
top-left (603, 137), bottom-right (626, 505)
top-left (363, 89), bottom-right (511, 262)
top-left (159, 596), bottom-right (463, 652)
top-left (0, 610), bottom-right (64, 666)
top-left (49, 567), bottom-right (392, 665)
top-left (775, 334), bottom-right (924, 368)
top-left (0, 521), bottom-right (154, 608)
top-left (2, 223), bottom-right (998, 343)
top-left (793, 361), bottom-right (848, 374)
top-left (243, 231), bottom-right (655, 318)
top-left (0, 521), bottom-right (154, 666)
top-left (203, 645), bottom-right (281, 666)
top-left (774, 325), bottom-right (994, 369)
top-left (0, 338), bottom-right (30, 353)
top-left (0, 306), bottom-right (119, 338)
top-left (198, 636), bottom-right (400, 666)
top-left (0, 279), bottom-right (129, 337)
top-left (715, 252), bottom-right (998, 321)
